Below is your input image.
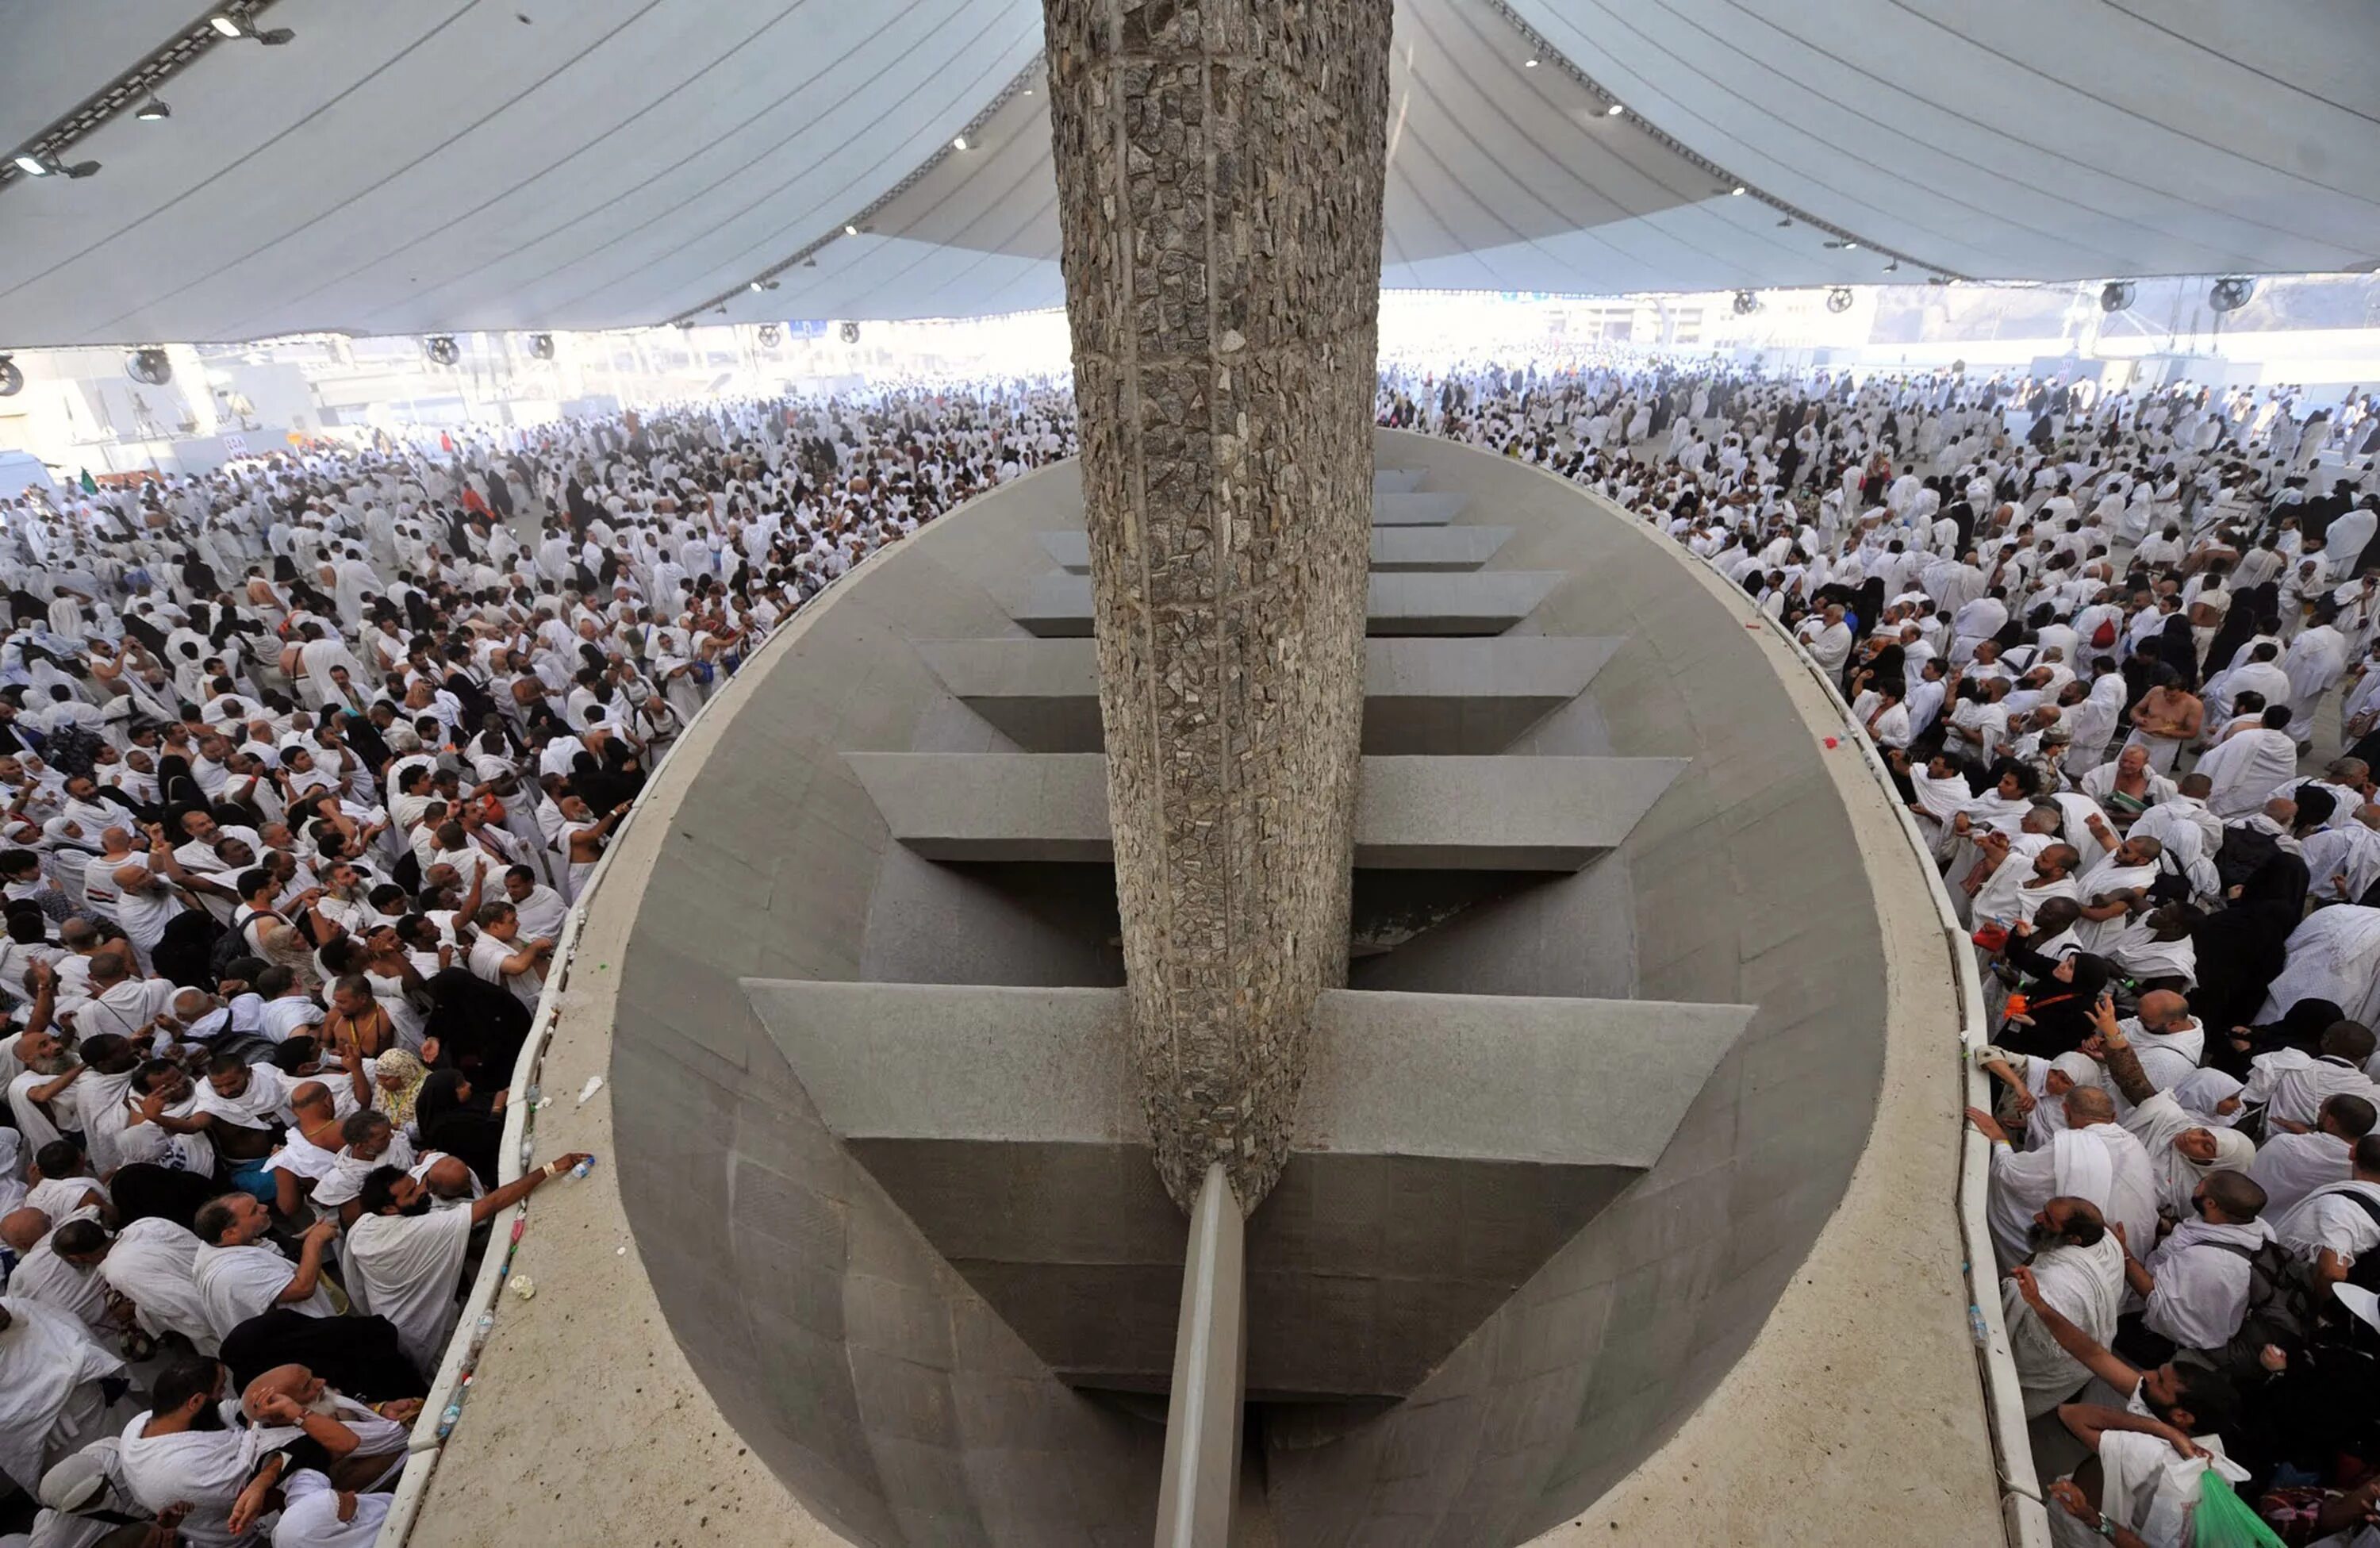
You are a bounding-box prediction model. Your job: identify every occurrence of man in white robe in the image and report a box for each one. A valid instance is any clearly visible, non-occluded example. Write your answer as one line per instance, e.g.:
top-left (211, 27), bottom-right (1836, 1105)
top-left (347, 1145), bottom-right (589, 1377)
top-left (2124, 1170), bottom-right (2272, 1351)
top-left (191, 1194), bottom-right (340, 1342)
top-left (1795, 603), bottom-right (1853, 674)
top-left (2247, 1093), bottom-right (2367, 1217)
top-left (2192, 704), bottom-right (2304, 818)
top-left (2280, 608), bottom-right (2350, 745)
top-left (2069, 837), bottom-right (2165, 955)
top-left (4, 1213), bottom-right (116, 1339)
top-left (2268, 1134), bottom-right (2380, 1280)
top-left (2046, 1419), bottom-right (2251, 1548)
top-left (95, 1215), bottom-right (218, 1354)
top-left (1971, 1086), bottom-right (2159, 1271)
top-left (0, 1296), bottom-right (125, 1497)
top-left (2256, 914), bottom-right (2380, 1031)
top-left (1998, 1197), bottom-right (2125, 1418)
top-left (118, 1355), bottom-right (352, 1548)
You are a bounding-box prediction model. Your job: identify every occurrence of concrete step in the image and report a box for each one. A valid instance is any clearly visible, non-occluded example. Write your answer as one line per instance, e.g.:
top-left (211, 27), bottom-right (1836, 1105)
top-left (913, 635), bottom-right (1621, 755)
top-left (741, 976), bottom-right (1750, 1401)
top-left (1039, 524), bottom-right (1514, 574)
top-left (1373, 468), bottom-right (1426, 494)
top-left (1372, 492), bottom-right (1467, 525)
top-left (742, 980), bottom-right (1749, 1171)
top-left (842, 750), bottom-right (1686, 869)
top-left (1014, 570), bottom-right (1564, 637)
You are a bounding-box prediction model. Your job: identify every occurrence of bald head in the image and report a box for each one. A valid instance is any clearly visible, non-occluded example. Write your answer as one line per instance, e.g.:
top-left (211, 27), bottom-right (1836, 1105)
top-left (2063, 1086), bottom-right (2117, 1127)
top-left (2136, 990), bottom-right (2191, 1031)
top-left (0, 1207), bottom-right (49, 1253)
top-left (2200, 1170), bottom-right (2267, 1223)
top-left (420, 1155), bottom-right (475, 1200)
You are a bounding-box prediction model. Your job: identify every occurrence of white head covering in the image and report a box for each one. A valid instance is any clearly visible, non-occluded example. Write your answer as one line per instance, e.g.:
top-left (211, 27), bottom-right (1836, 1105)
top-left (2172, 1068), bottom-right (2246, 1127)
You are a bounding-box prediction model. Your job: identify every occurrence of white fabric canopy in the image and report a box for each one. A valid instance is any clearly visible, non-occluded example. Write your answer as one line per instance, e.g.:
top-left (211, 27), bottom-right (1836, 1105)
top-left (0, 0), bottom-right (2373, 343)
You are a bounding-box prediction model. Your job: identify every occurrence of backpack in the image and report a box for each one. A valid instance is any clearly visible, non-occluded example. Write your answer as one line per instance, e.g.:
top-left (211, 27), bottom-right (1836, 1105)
top-left (2090, 617), bottom-right (2118, 649)
top-left (2207, 1235), bottom-right (2324, 1382)
top-left (41, 721), bottom-right (106, 782)
top-left (150, 908), bottom-right (232, 989)
top-left (2214, 823), bottom-right (2282, 894)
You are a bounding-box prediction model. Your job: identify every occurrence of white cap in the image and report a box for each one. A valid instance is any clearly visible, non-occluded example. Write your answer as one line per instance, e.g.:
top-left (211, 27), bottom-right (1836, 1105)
top-left (2335, 1281), bottom-right (2380, 1337)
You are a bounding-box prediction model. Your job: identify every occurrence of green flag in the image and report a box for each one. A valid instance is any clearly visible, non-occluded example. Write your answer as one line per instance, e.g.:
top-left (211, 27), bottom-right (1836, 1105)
top-left (78, 468), bottom-right (97, 494)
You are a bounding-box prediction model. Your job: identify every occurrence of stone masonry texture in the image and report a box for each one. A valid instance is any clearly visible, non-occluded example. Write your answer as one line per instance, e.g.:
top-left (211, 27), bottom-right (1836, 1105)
top-left (1040, 0), bottom-right (1392, 1211)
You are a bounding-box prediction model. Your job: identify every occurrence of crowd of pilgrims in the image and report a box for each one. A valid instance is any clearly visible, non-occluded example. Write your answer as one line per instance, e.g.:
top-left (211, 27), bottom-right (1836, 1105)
top-left (1, 354), bottom-right (2379, 1542)
top-left (0, 382), bottom-right (1077, 1546)
top-left (1383, 357), bottom-right (2380, 1546)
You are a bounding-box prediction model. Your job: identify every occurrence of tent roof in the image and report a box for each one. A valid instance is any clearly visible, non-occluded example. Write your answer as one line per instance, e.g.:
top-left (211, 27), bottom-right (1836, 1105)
top-left (0, 0), bottom-right (2373, 345)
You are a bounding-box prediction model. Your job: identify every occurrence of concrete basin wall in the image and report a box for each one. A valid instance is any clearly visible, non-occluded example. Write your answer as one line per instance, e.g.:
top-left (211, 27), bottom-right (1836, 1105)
top-left (596, 431), bottom-right (1897, 1545)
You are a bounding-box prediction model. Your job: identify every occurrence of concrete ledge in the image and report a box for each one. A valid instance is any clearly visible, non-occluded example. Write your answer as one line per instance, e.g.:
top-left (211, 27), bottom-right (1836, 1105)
top-left (1015, 570), bottom-right (1565, 637)
top-left (1365, 570), bottom-right (1564, 634)
top-left (743, 980), bottom-right (1138, 1144)
top-left (1370, 525), bottom-right (1516, 570)
top-left (1372, 491), bottom-right (1468, 525)
top-left (843, 751), bottom-right (1687, 869)
top-left (1373, 468), bottom-right (1425, 494)
top-left (914, 635), bottom-right (1619, 754)
top-left (1302, 989), bottom-right (1752, 1169)
top-left (1039, 524), bottom-right (1515, 574)
top-left (742, 978), bottom-right (1745, 1174)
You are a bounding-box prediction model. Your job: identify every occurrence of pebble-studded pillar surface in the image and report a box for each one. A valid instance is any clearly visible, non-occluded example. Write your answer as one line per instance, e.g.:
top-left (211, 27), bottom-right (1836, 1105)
top-left (1041, 0), bottom-right (1391, 1212)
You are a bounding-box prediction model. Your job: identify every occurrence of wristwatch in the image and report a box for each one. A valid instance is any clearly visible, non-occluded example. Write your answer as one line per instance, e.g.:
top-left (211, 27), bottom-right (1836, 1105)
top-left (2094, 1514), bottom-right (2117, 1539)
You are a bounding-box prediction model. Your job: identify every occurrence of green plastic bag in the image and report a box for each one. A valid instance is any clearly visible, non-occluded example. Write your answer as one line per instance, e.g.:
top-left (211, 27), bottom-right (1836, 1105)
top-left (2194, 1472), bottom-right (2284, 1548)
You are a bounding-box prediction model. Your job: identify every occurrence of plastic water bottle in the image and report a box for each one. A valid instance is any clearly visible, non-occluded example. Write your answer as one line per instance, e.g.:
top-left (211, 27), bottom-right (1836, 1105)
top-left (572, 1154), bottom-right (597, 1179)
top-left (1967, 1304), bottom-right (1990, 1347)
top-left (437, 1402), bottom-right (463, 1438)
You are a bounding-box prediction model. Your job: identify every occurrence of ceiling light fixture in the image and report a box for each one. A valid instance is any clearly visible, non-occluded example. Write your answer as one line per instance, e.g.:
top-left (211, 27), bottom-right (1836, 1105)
top-left (210, 14), bottom-right (295, 44)
top-left (136, 96), bottom-right (171, 121)
top-left (952, 134), bottom-right (969, 150)
top-left (1729, 185), bottom-right (1745, 197)
top-left (1523, 58), bottom-right (1538, 67)
top-left (1604, 102), bottom-right (1624, 117)
top-left (13, 151), bottom-right (99, 179)
top-left (844, 223), bottom-right (858, 236)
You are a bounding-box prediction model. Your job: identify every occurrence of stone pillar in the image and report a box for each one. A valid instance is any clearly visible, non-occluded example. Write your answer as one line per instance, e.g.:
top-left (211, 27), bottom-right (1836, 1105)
top-left (1041, 0), bottom-right (1390, 1212)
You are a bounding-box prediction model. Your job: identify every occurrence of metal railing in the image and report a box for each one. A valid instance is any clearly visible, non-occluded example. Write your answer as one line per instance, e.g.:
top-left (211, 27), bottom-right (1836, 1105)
top-left (1666, 536), bottom-right (2052, 1548)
